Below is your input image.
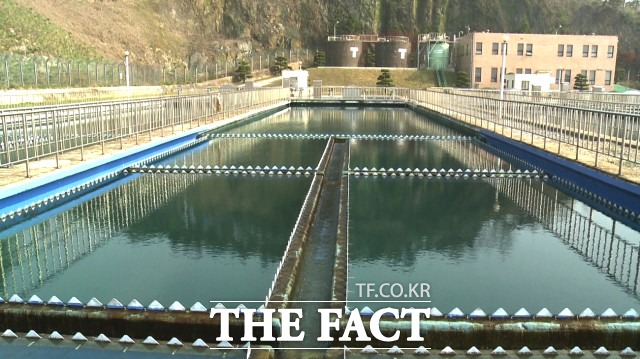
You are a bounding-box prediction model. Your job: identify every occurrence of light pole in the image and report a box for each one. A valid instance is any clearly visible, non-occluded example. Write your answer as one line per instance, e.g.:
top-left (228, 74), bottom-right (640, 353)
top-left (333, 21), bottom-right (339, 38)
top-left (124, 49), bottom-right (130, 87)
top-left (499, 34), bottom-right (509, 101)
top-left (499, 34), bottom-right (509, 125)
top-left (556, 25), bottom-right (562, 35)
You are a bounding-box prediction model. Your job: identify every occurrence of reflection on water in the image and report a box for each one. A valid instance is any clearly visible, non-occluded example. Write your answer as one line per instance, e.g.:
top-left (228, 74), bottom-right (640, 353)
top-left (0, 174), bottom-right (310, 305)
top-left (158, 137), bottom-right (326, 168)
top-left (348, 177), bottom-right (640, 313)
top-left (224, 107), bottom-right (460, 136)
top-left (351, 139), bottom-right (515, 171)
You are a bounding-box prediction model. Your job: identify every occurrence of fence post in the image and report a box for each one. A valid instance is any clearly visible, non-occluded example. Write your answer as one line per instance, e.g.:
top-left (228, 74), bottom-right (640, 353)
top-left (19, 58), bottom-right (24, 87)
top-left (68, 61), bottom-right (72, 86)
top-left (33, 59), bottom-right (38, 88)
top-left (46, 58), bottom-right (50, 87)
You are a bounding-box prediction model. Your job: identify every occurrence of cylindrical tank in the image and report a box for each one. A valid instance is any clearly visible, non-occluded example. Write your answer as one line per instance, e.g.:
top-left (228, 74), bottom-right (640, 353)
top-left (325, 40), bottom-right (363, 67)
top-left (375, 40), bottom-right (411, 68)
top-left (428, 42), bottom-right (450, 70)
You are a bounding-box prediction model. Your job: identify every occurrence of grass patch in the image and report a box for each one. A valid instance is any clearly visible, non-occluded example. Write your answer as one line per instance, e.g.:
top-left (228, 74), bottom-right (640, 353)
top-left (0, 0), bottom-right (96, 59)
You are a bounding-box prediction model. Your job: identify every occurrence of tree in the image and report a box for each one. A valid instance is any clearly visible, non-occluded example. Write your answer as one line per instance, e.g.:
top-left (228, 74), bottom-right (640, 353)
top-left (233, 60), bottom-right (252, 83)
top-left (312, 51), bottom-right (325, 67)
top-left (365, 49), bottom-right (376, 67)
top-left (517, 17), bottom-right (531, 33)
top-left (270, 56), bottom-right (291, 75)
top-left (617, 51), bottom-right (640, 80)
top-left (455, 71), bottom-right (471, 88)
top-left (573, 73), bottom-right (590, 91)
top-left (376, 69), bottom-right (394, 87)
top-left (605, 0), bottom-right (624, 7)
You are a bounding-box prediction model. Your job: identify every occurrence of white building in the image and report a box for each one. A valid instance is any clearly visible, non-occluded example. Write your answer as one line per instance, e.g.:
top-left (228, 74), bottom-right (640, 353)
top-left (282, 70), bottom-right (309, 89)
top-left (504, 72), bottom-right (555, 92)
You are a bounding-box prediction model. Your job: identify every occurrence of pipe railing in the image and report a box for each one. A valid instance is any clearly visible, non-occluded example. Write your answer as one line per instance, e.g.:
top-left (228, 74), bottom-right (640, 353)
top-left (409, 89), bottom-right (640, 177)
top-left (2, 84), bottom-right (638, 179)
top-left (0, 88), bottom-right (289, 176)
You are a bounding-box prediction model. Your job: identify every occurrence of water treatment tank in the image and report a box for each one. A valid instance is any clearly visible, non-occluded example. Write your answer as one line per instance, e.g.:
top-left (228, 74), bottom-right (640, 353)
top-left (428, 42), bottom-right (450, 70)
top-left (375, 39), bottom-right (411, 68)
top-left (326, 38), bottom-right (363, 67)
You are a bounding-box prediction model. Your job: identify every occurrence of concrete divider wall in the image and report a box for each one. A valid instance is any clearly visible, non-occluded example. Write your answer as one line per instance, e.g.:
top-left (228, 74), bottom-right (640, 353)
top-left (267, 137), bottom-right (336, 308)
top-left (330, 142), bottom-right (350, 309)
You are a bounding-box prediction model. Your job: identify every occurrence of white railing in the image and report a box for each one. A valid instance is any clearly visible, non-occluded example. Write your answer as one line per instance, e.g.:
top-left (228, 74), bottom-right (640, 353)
top-left (0, 87), bottom-right (289, 176)
top-left (409, 89), bottom-right (640, 176)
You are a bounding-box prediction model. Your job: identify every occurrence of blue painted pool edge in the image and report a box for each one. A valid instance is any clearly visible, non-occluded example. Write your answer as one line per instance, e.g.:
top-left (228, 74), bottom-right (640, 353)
top-left (412, 103), bottom-right (640, 219)
top-left (0, 102), bottom-right (289, 221)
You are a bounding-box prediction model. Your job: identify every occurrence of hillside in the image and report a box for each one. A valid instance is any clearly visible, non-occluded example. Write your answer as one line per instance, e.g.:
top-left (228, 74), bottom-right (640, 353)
top-left (3, 0), bottom-right (640, 70)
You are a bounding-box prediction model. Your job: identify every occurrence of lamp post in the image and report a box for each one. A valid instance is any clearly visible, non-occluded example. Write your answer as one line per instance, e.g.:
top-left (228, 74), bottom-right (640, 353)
top-left (556, 25), bottom-right (562, 35)
top-left (499, 34), bottom-right (509, 101)
top-left (333, 21), bottom-right (339, 38)
top-left (499, 34), bottom-right (509, 125)
top-left (124, 49), bottom-right (130, 87)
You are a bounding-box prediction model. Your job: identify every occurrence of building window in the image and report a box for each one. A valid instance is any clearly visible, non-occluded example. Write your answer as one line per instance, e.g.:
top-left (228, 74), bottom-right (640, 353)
top-left (522, 81), bottom-right (530, 91)
top-left (591, 45), bottom-right (598, 57)
top-left (475, 67), bottom-right (482, 82)
top-left (516, 68), bottom-right (523, 74)
top-left (583, 45), bottom-right (589, 57)
top-left (491, 68), bottom-right (498, 82)
top-left (525, 68), bottom-right (532, 74)
top-left (567, 45), bottom-right (573, 57)
top-left (564, 70), bottom-right (571, 83)
top-left (517, 43), bottom-right (524, 56)
top-left (476, 42), bottom-right (483, 55)
top-left (556, 69), bottom-right (562, 84)
top-left (608, 45), bottom-right (615, 58)
top-left (526, 43), bottom-right (533, 56)
top-left (492, 43), bottom-right (499, 55)
top-left (605, 70), bottom-right (612, 85)
top-left (581, 70), bottom-right (587, 77)
top-left (557, 44), bottom-right (564, 57)
top-left (589, 70), bottom-right (596, 84)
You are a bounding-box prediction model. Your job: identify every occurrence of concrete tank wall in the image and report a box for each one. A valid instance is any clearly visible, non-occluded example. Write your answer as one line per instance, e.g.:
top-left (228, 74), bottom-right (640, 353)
top-left (326, 41), bottom-right (363, 67)
top-left (375, 41), bottom-right (412, 68)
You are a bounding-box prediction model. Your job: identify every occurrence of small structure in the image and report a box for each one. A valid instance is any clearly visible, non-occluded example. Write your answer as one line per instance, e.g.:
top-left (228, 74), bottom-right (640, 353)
top-left (282, 70), bottom-right (309, 89)
top-left (505, 72), bottom-right (555, 93)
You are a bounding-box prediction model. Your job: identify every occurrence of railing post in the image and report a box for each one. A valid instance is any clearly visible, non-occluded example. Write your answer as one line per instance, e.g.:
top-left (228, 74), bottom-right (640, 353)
top-left (595, 112), bottom-right (603, 167)
top-left (618, 116), bottom-right (628, 176)
top-left (22, 113), bottom-right (30, 177)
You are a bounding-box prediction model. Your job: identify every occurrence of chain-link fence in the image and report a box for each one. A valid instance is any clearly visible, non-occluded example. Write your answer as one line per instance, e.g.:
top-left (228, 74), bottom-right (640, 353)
top-left (0, 49), bottom-right (313, 90)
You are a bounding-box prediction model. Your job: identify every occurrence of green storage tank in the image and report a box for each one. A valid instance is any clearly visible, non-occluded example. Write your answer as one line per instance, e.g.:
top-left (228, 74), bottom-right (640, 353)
top-left (428, 42), bottom-right (449, 70)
